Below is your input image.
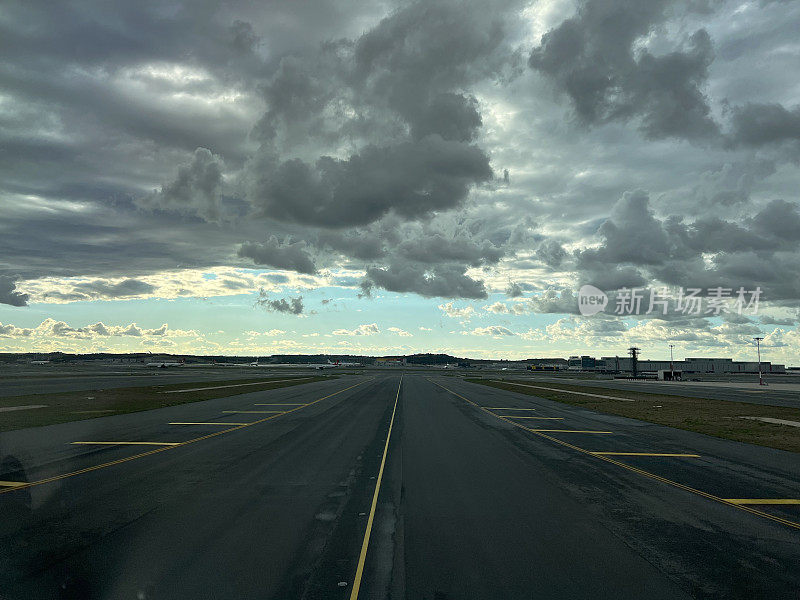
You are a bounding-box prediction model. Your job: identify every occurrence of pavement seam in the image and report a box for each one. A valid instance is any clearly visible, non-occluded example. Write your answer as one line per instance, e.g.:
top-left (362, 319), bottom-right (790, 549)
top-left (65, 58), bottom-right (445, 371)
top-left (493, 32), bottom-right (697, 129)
top-left (350, 374), bottom-right (403, 600)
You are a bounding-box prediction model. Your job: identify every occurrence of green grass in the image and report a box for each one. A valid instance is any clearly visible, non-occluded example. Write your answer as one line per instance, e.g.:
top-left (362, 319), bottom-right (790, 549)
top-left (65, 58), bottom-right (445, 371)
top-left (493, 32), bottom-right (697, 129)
top-left (467, 378), bottom-right (800, 453)
top-left (0, 376), bottom-right (329, 431)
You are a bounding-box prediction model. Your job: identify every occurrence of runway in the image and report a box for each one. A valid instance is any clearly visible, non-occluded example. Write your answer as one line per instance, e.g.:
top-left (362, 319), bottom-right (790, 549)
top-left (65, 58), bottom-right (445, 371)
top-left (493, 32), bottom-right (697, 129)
top-left (1, 374), bottom-right (798, 599)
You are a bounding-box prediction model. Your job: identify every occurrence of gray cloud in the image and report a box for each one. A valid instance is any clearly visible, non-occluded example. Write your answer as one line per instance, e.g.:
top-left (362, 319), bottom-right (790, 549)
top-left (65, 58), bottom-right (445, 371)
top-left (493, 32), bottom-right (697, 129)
top-left (247, 136), bottom-right (492, 228)
top-left (529, 0), bottom-right (718, 140)
top-left (728, 103), bottom-right (800, 147)
top-left (256, 291), bottom-right (305, 315)
top-left (0, 276), bottom-right (29, 307)
top-left (363, 263), bottom-right (488, 299)
top-left (238, 237), bottom-right (317, 274)
top-left (137, 148), bottom-right (225, 223)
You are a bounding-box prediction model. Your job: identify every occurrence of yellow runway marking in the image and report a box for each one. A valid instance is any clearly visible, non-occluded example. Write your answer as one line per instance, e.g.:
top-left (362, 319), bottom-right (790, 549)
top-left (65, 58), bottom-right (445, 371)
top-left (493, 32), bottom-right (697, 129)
top-left (529, 429), bottom-right (613, 433)
top-left (0, 481), bottom-right (25, 487)
top-left (350, 375), bottom-right (402, 600)
top-left (431, 379), bottom-right (800, 531)
top-left (169, 422), bottom-right (250, 426)
top-left (724, 499), bottom-right (800, 505)
top-left (222, 410), bottom-right (285, 414)
top-left (590, 452), bottom-right (700, 457)
top-left (72, 441), bottom-right (180, 446)
top-left (0, 379), bottom-right (370, 496)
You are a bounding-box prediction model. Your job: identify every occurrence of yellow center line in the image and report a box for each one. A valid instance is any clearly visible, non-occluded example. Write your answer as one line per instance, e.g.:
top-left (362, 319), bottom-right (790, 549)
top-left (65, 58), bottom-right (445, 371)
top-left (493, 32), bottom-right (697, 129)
top-left (724, 499), bottom-right (800, 505)
top-left (430, 378), bottom-right (800, 532)
top-left (169, 422), bottom-right (250, 426)
top-left (0, 379), bottom-right (371, 496)
top-left (0, 481), bottom-right (25, 487)
top-left (590, 452), bottom-right (701, 457)
top-left (72, 441), bottom-right (180, 446)
top-left (350, 374), bottom-right (402, 600)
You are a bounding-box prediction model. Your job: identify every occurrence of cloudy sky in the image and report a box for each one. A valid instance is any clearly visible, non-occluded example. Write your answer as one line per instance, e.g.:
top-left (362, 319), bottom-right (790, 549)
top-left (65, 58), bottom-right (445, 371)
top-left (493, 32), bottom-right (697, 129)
top-left (1, 0), bottom-right (800, 363)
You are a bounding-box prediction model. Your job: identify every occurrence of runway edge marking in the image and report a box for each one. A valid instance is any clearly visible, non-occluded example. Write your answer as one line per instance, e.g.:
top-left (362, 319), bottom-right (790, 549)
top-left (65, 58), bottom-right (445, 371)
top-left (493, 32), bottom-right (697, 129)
top-left (350, 374), bottom-right (403, 600)
top-left (0, 379), bottom-right (371, 496)
top-left (430, 378), bottom-right (800, 532)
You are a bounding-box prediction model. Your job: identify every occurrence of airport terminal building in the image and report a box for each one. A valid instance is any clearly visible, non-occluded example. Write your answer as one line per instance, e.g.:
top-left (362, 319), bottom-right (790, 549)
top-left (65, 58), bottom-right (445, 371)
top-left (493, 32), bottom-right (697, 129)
top-left (596, 356), bottom-right (785, 374)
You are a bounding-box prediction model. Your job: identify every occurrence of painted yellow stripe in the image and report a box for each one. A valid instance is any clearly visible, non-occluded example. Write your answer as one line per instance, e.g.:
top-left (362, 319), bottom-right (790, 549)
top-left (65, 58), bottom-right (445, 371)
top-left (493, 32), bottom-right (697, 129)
top-left (0, 379), bottom-right (371, 497)
top-left (529, 429), bottom-right (613, 433)
top-left (505, 416), bottom-right (564, 420)
top-left (0, 481), bottom-right (25, 487)
top-left (350, 375), bottom-right (403, 600)
top-left (169, 422), bottom-right (250, 426)
top-left (432, 378), bottom-right (800, 531)
top-left (590, 452), bottom-right (700, 457)
top-left (724, 499), bottom-right (800, 505)
top-left (222, 410), bottom-right (285, 414)
top-left (72, 441), bottom-right (180, 446)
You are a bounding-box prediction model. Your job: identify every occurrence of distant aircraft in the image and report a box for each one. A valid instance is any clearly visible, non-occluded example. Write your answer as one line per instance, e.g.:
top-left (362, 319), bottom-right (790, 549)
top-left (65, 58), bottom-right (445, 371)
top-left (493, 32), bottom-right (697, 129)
top-left (30, 360), bottom-right (51, 365)
top-left (146, 359), bottom-right (185, 368)
top-left (329, 359), bottom-right (362, 367)
top-left (248, 360), bottom-right (356, 370)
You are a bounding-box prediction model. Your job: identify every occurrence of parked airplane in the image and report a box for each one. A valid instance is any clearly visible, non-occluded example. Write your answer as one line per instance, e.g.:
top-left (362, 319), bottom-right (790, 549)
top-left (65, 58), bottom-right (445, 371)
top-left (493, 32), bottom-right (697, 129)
top-left (248, 360), bottom-right (360, 369)
top-left (329, 360), bottom-right (362, 367)
top-left (146, 359), bottom-right (185, 368)
top-left (249, 361), bottom-right (337, 369)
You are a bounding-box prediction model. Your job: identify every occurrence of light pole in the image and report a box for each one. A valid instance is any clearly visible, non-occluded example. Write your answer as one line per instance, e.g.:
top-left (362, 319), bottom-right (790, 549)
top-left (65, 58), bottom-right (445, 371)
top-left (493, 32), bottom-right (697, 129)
top-left (669, 344), bottom-right (675, 380)
top-left (754, 337), bottom-right (765, 386)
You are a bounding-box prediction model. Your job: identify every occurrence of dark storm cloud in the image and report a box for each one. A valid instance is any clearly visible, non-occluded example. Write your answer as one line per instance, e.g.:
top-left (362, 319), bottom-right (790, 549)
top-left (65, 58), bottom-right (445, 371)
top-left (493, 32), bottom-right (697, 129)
top-left (256, 292), bottom-right (304, 315)
top-left (0, 276), bottom-right (29, 307)
top-left (137, 148), bottom-right (225, 223)
top-left (575, 189), bottom-right (800, 302)
top-left (238, 237), bottom-right (317, 274)
top-left (244, 0), bottom-right (527, 231)
top-left (362, 263), bottom-right (488, 299)
top-left (247, 136), bottom-right (493, 228)
top-left (536, 240), bottom-right (568, 268)
top-left (529, 0), bottom-right (718, 140)
top-left (397, 234), bottom-right (503, 267)
top-left (728, 103), bottom-right (800, 147)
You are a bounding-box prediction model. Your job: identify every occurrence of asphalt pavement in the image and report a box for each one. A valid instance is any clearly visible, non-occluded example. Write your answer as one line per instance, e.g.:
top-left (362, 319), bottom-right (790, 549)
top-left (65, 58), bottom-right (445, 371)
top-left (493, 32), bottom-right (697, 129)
top-left (1, 374), bottom-right (799, 599)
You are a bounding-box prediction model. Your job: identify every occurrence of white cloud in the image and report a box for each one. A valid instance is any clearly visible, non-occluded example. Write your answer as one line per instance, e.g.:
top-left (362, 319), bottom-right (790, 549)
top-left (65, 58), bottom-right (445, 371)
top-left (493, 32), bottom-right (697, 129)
top-left (465, 325), bottom-right (516, 337)
top-left (438, 302), bottom-right (475, 319)
top-left (332, 323), bottom-right (380, 336)
top-left (388, 327), bottom-right (413, 337)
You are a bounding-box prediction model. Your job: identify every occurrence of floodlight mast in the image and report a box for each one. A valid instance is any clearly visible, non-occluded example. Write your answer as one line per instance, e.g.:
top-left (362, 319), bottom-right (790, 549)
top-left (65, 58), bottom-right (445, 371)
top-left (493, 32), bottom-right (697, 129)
top-left (754, 337), bottom-right (765, 386)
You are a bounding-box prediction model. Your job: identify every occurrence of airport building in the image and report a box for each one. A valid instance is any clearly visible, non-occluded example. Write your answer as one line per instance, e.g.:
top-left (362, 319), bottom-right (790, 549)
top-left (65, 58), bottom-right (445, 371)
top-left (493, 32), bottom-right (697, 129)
top-left (596, 356), bottom-right (785, 374)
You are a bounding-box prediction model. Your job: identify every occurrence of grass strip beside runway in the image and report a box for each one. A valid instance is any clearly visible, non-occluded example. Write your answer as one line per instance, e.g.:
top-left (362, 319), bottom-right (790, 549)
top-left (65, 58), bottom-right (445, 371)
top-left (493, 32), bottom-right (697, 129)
top-left (0, 376), bottom-right (330, 431)
top-left (469, 379), bottom-right (800, 453)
